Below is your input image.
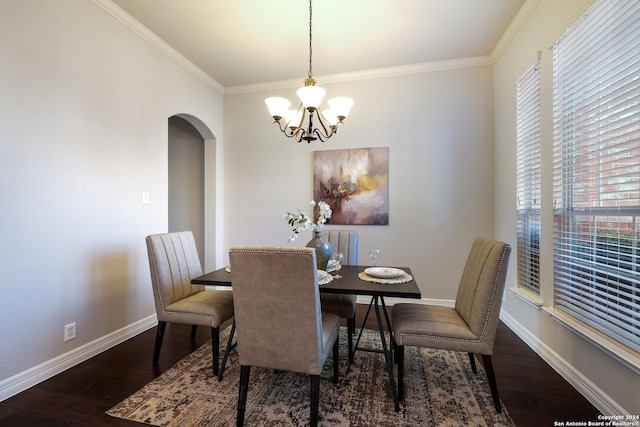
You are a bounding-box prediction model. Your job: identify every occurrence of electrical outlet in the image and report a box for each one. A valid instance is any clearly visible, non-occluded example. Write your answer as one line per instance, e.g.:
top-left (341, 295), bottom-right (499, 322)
top-left (64, 322), bottom-right (76, 342)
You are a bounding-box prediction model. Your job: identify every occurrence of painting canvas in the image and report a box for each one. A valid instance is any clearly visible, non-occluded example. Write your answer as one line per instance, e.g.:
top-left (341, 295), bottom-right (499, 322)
top-left (313, 147), bottom-right (389, 225)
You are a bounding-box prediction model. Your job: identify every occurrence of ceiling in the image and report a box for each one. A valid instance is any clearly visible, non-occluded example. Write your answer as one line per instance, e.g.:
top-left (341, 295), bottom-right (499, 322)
top-left (110, 0), bottom-right (526, 89)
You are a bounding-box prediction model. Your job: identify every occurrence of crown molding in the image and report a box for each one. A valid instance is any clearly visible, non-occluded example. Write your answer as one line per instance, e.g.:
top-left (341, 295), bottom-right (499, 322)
top-left (92, 0), bottom-right (531, 97)
top-left (224, 55), bottom-right (494, 95)
top-left (491, 0), bottom-right (540, 62)
top-left (91, 0), bottom-right (224, 94)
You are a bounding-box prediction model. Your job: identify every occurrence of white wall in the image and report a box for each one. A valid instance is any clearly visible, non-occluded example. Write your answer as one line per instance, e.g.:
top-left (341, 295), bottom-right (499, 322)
top-left (0, 0), bottom-right (223, 391)
top-left (223, 65), bottom-right (496, 300)
top-left (494, 0), bottom-right (639, 415)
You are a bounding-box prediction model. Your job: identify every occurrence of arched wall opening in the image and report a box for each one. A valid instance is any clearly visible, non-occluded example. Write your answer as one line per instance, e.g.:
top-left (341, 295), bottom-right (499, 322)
top-left (169, 113), bottom-right (219, 271)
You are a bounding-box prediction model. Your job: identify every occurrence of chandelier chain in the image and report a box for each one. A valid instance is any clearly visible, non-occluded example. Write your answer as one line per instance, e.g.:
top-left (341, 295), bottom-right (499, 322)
top-left (308, 0), bottom-right (313, 79)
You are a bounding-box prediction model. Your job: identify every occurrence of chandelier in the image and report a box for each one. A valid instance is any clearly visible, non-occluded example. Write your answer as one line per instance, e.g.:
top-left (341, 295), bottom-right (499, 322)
top-left (265, 0), bottom-right (354, 143)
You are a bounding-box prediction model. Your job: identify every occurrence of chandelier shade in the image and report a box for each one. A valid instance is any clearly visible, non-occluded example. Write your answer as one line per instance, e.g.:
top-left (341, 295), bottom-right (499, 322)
top-left (328, 97), bottom-right (355, 120)
top-left (265, 0), bottom-right (353, 143)
top-left (296, 84), bottom-right (326, 110)
top-left (264, 97), bottom-right (291, 120)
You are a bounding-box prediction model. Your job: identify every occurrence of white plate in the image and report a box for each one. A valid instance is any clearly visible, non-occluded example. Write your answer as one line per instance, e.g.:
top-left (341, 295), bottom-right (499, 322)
top-left (364, 267), bottom-right (405, 279)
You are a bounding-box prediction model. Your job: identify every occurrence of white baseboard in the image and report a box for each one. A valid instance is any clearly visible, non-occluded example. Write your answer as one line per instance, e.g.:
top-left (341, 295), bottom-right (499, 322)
top-left (499, 310), bottom-right (626, 416)
top-left (0, 314), bottom-right (157, 402)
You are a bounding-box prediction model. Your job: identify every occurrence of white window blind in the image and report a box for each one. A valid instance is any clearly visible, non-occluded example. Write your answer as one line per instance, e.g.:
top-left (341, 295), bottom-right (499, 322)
top-left (552, 0), bottom-right (640, 351)
top-left (516, 60), bottom-right (542, 296)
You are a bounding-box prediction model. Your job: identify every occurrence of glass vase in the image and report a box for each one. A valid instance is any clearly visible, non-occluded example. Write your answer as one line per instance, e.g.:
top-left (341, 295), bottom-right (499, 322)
top-left (306, 230), bottom-right (332, 271)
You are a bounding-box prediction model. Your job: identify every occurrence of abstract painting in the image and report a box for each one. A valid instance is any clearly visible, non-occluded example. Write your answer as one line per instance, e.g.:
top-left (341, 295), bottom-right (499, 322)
top-left (313, 147), bottom-right (389, 225)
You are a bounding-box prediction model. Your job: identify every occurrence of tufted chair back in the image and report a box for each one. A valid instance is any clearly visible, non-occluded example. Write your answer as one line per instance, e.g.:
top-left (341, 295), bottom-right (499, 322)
top-left (326, 229), bottom-right (359, 265)
top-left (145, 231), bottom-right (234, 378)
top-left (146, 231), bottom-right (204, 319)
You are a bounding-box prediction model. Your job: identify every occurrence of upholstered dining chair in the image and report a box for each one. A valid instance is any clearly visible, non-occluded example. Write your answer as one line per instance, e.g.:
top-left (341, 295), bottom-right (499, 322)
top-left (323, 229), bottom-right (358, 361)
top-left (145, 231), bottom-right (234, 377)
top-left (392, 237), bottom-right (511, 412)
top-left (229, 246), bottom-right (340, 427)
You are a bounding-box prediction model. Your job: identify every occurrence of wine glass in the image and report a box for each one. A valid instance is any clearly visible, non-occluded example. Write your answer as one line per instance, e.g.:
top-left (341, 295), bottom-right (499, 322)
top-left (332, 252), bottom-right (344, 278)
top-left (369, 248), bottom-right (380, 266)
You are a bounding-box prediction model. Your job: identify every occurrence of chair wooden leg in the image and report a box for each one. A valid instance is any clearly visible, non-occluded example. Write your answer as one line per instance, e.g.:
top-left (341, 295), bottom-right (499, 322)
top-left (347, 317), bottom-right (355, 363)
top-left (190, 325), bottom-right (197, 340)
top-left (396, 344), bottom-right (405, 401)
top-left (310, 375), bottom-right (320, 427)
top-left (468, 352), bottom-right (477, 373)
top-left (237, 365), bottom-right (250, 426)
top-left (481, 354), bottom-right (502, 413)
top-left (211, 327), bottom-right (220, 376)
top-left (352, 314), bottom-right (357, 335)
top-left (152, 321), bottom-right (166, 363)
top-left (333, 337), bottom-right (339, 383)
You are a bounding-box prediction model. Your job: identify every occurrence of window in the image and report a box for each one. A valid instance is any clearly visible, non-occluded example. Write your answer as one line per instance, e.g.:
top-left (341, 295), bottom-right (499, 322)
top-left (516, 59), bottom-right (542, 296)
top-left (552, 0), bottom-right (640, 351)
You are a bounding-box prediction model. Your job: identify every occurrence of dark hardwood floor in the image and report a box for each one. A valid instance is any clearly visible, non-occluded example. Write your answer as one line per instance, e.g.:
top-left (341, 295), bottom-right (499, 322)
top-left (0, 305), bottom-right (600, 426)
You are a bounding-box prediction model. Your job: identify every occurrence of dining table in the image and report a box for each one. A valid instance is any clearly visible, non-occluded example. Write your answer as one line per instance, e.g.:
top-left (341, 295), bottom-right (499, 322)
top-left (191, 264), bottom-right (422, 411)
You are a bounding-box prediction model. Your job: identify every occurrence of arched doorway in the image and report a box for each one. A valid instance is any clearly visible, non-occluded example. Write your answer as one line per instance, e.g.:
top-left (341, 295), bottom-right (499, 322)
top-left (168, 116), bottom-right (204, 265)
top-left (168, 114), bottom-right (217, 270)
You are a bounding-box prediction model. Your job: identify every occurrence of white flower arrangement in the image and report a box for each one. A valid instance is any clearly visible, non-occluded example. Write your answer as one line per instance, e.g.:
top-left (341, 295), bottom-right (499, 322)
top-left (283, 200), bottom-right (332, 242)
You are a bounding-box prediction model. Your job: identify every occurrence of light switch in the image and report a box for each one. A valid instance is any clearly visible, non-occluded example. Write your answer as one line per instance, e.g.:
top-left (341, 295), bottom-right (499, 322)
top-left (141, 191), bottom-right (150, 205)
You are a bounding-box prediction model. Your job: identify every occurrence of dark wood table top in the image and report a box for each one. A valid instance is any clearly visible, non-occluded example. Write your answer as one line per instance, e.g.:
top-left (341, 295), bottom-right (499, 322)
top-left (191, 266), bottom-right (233, 287)
top-left (191, 265), bottom-right (421, 300)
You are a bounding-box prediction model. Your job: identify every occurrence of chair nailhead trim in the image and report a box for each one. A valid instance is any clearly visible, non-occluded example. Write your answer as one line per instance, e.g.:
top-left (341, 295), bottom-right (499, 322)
top-left (474, 244), bottom-right (509, 340)
top-left (230, 248), bottom-right (314, 258)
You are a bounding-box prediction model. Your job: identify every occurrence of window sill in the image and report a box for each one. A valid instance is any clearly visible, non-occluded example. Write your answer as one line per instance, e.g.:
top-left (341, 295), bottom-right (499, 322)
top-left (509, 287), bottom-right (543, 309)
top-left (543, 307), bottom-right (640, 375)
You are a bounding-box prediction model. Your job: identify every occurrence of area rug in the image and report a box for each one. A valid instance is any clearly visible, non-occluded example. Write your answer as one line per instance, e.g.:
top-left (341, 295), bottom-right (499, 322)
top-left (107, 328), bottom-right (514, 426)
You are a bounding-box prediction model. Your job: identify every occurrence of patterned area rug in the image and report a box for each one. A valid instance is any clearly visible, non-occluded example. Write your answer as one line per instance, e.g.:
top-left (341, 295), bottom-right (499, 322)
top-left (107, 328), bottom-right (515, 426)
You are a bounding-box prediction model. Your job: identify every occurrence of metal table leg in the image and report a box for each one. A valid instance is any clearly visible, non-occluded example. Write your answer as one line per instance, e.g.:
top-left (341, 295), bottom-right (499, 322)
top-left (218, 320), bottom-right (237, 381)
top-left (373, 295), bottom-right (400, 411)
